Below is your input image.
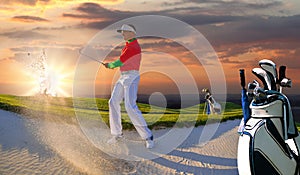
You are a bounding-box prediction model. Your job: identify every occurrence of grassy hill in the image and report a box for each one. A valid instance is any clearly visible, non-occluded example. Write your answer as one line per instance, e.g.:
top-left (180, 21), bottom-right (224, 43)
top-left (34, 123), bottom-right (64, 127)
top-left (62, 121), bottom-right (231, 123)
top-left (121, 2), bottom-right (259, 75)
top-left (0, 94), bottom-right (243, 129)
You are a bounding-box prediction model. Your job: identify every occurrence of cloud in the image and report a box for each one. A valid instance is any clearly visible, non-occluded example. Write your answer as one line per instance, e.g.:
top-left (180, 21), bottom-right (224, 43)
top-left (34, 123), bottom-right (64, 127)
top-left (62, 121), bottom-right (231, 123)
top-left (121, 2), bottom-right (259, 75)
top-left (11, 15), bottom-right (50, 23)
top-left (198, 14), bottom-right (300, 48)
top-left (163, 0), bottom-right (283, 13)
top-left (0, 0), bottom-right (51, 6)
top-left (65, 3), bottom-right (300, 58)
top-left (0, 30), bottom-right (51, 40)
top-left (98, 37), bottom-right (201, 66)
top-left (61, 1), bottom-right (284, 33)
top-left (32, 25), bottom-right (74, 31)
top-left (160, 0), bottom-right (286, 25)
top-left (63, 2), bottom-right (299, 69)
top-left (217, 40), bottom-right (300, 70)
top-left (62, 2), bottom-right (142, 27)
top-left (7, 2), bottom-right (297, 69)
top-left (0, 6), bottom-right (14, 11)
top-left (238, 15), bottom-right (300, 41)
top-left (63, 2), bottom-right (245, 31)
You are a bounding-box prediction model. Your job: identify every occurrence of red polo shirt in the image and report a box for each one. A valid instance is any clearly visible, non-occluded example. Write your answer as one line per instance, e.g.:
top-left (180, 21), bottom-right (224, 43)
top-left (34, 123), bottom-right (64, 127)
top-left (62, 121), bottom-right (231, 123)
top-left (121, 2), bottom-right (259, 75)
top-left (119, 39), bottom-right (141, 72)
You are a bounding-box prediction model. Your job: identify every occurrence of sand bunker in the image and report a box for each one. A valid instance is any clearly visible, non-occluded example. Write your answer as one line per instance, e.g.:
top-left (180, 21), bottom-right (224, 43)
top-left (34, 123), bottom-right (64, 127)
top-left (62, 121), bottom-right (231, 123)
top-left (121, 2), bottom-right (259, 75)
top-left (0, 109), bottom-right (239, 175)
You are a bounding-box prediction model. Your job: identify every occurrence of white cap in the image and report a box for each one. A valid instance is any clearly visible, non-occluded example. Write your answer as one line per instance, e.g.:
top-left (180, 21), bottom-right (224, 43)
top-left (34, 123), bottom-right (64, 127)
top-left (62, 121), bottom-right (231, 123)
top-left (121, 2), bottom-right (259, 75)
top-left (117, 24), bottom-right (136, 34)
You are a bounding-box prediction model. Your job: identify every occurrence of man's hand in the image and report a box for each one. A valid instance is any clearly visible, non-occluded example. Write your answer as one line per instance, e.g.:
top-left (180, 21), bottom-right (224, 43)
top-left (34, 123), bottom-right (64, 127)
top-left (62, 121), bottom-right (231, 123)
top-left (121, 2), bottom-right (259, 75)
top-left (104, 63), bottom-right (110, 69)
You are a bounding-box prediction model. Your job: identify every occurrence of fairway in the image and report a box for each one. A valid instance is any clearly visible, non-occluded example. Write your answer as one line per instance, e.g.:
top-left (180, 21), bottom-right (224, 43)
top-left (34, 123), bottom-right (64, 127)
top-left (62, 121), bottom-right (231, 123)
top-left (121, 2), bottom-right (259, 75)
top-left (0, 94), bottom-right (243, 129)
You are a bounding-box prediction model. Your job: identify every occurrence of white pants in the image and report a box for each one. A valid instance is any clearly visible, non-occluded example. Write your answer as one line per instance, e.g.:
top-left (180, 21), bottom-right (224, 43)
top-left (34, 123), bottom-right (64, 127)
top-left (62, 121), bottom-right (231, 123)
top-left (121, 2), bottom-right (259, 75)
top-left (109, 71), bottom-right (152, 140)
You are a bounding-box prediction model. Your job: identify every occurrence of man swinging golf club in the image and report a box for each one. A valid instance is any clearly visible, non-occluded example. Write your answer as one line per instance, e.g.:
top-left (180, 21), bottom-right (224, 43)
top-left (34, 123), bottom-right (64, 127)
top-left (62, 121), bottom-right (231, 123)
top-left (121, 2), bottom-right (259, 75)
top-left (104, 24), bottom-right (154, 149)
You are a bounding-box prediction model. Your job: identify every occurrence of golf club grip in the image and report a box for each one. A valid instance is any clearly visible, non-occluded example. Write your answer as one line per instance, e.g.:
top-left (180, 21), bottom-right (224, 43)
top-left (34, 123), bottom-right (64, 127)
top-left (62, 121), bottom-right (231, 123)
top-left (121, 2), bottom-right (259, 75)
top-left (279, 66), bottom-right (286, 81)
top-left (240, 69), bottom-right (246, 88)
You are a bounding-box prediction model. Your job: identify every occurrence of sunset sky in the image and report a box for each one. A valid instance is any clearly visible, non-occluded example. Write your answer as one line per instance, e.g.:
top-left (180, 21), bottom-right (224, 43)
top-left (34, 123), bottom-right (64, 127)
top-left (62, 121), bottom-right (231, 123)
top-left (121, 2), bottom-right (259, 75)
top-left (0, 0), bottom-right (299, 97)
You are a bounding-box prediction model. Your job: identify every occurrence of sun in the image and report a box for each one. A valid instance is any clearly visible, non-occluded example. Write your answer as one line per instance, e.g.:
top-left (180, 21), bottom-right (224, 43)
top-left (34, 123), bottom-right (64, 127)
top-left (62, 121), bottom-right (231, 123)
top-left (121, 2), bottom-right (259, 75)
top-left (24, 65), bottom-right (73, 97)
top-left (23, 50), bottom-right (73, 97)
top-left (46, 65), bottom-right (72, 97)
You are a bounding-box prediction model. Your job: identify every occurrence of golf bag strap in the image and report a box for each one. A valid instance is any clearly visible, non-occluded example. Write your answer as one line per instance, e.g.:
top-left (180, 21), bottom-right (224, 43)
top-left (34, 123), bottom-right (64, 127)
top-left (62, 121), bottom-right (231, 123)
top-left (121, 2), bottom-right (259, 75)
top-left (266, 90), bottom-right (299, 139)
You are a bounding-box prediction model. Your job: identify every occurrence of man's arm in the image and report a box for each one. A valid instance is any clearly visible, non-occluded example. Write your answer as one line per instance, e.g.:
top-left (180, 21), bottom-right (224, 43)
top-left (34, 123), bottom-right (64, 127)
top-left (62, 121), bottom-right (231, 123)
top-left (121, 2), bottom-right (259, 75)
top-left (105, 46), bottom-right (130, 69)
top-left (105, 42), bottom-right (138, 69)
top-left (105, 59), bottom-right (123, 69)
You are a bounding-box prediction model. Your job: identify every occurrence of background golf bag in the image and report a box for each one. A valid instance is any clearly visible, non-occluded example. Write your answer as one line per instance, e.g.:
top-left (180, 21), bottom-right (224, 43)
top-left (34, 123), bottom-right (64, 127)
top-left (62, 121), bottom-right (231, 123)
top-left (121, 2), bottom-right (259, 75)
top-left (202, 88), bottom-right (221, 114)
top-left (237, 60), bottom-right (300, 175)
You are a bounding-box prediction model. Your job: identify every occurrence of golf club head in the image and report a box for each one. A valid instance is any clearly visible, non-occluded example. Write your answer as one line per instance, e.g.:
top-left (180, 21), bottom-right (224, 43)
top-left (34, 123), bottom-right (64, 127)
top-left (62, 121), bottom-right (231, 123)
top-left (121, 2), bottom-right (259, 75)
top-left (239, 69), bottom-right (246, 88)
top-left (252, 68), bottom-right (274, 90)
top-left (251, 86), bottom-right (267, 102)
top-left (246, 92), bottom-right (254, 97)
top-left (248, 83), bottom-right (256, 90)
top-left (248, 80), bottom-right (259, 90)
top-left (280, 78), bottom-right (292, 87)
top-left (247, 80), bottom-right (261, 99)
top-left (259, 59), bottom-right (277, 90)
top-left (279, 66), bottom-right (286, 82)
top-left (278, 65), bottom-right (292, 91)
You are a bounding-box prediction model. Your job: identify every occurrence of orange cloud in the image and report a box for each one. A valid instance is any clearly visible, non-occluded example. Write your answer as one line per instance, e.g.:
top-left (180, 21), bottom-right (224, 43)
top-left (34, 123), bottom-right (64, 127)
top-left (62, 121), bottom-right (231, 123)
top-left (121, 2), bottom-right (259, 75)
top-left (1, 0), bottom-right (123, 6)
top-left (11, 15), bottom-right (50, 23)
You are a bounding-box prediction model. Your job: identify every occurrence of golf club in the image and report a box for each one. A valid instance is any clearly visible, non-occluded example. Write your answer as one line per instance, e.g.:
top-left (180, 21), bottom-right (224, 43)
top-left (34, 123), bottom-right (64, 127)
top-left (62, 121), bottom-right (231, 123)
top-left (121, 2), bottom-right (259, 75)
top-left (238, 69), bottom-right (250, 134)
top-left (247, 80), bottom-right (266, 102)
top-left (78, 48), bottom-right (105, 65)
top-left (240, 69), bottom-right (246, 89)
top-left (279, 65), bottom-right (286, 82)
top-left (252, 68), bottom-right (273, 90)
top-left (259, 59), bottom-right (277, 91)
top-left (248, 80), bottom-right (260, 90)
top-left (278, 66), bottom-right (292, 92)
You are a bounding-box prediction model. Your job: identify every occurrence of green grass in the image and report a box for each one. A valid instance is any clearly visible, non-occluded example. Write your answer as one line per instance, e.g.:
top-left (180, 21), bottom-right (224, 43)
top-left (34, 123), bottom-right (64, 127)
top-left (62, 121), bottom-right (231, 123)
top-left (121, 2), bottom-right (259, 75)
top-left (0, 94), bottom-right (243, 129)
top-left (297, 123), bottom-right (300, 131)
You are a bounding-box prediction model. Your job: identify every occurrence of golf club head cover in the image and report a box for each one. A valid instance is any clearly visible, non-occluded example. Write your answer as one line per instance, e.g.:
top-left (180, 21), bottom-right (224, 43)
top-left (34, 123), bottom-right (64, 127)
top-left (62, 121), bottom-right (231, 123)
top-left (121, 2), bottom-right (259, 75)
top-left (259, 59), bottom-right (277, 79)
top-left (281, 78), bottom-right (292, 87)
top-left (259, 60), bottom-right (278, 90)
top-left (252, 68), bottom-right (273, 90)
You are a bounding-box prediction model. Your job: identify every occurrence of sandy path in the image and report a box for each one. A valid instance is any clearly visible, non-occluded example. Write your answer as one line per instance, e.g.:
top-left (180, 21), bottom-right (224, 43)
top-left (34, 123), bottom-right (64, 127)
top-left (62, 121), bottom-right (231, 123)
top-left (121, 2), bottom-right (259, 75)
top-left (0, 109), bottom-right (240, 175)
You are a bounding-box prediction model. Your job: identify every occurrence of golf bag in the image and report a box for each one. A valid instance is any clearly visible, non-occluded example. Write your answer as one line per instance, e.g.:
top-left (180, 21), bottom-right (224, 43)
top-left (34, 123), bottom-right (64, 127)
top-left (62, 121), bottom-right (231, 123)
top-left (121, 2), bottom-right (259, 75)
top-left (202, 88), bottom-right (221, 114)
top-left (237, 60), bottom-right (300, 175)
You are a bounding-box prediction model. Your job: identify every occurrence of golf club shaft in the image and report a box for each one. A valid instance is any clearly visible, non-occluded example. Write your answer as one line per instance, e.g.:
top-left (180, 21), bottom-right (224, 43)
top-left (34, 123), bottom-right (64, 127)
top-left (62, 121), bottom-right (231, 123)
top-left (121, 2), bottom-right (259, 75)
top-left (79, 49), bottom-right (105, 65)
